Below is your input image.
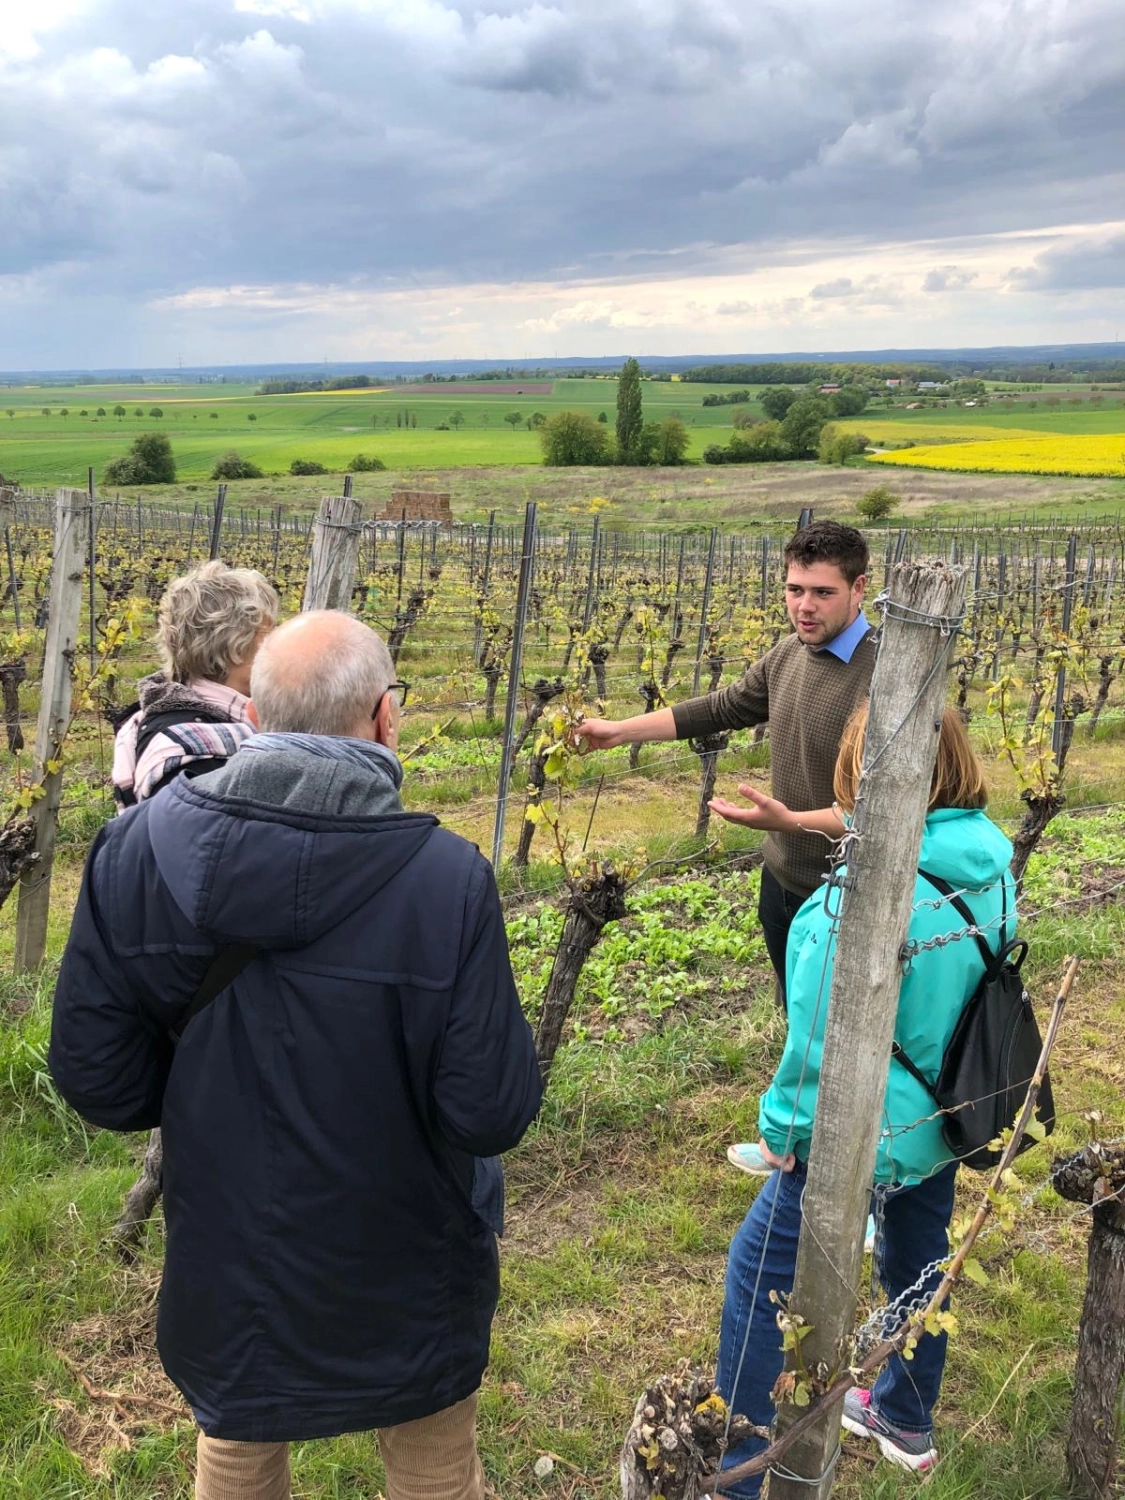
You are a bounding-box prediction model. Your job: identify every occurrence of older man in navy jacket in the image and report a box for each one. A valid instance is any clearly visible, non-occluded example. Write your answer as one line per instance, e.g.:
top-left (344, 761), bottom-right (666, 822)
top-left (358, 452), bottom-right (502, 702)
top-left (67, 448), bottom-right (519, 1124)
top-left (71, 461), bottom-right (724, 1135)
top-left (50, 610), bottom-right (543, 1500)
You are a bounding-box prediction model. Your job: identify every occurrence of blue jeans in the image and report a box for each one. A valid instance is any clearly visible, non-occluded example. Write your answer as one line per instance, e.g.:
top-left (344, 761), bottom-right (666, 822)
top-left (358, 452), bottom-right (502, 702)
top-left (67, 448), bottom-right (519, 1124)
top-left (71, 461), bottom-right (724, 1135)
top-left (756, 868), bottom-right (810, 1005)
top-left (716, 1160), bottom-right (958, 1497)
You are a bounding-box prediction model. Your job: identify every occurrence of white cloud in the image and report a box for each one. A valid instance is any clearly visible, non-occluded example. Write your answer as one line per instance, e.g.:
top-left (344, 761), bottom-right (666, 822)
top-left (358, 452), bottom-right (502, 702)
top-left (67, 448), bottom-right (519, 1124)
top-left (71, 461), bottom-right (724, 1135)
top-left (235, 0), bottom-right (313, 21)
top-left (922, 266), bottom-right (978, 293)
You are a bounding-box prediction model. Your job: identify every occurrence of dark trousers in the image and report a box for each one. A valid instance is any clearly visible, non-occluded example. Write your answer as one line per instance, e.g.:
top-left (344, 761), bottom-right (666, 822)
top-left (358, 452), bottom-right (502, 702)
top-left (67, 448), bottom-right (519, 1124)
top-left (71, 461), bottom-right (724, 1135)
top-left (717, 1160), bottom-right (958, 1497)
top-left (756, 867), bottom-right (810, 1004)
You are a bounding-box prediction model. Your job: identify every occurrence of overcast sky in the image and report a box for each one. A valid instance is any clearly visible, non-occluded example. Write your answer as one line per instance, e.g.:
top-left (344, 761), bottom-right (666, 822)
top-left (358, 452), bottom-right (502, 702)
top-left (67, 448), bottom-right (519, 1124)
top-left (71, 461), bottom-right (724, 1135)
top-left (1, 0), bottom-right (1124, 369)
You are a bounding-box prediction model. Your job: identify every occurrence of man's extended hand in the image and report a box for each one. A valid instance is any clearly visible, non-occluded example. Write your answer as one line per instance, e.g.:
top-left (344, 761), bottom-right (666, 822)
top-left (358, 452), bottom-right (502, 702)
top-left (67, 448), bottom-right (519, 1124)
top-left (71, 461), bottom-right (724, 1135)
top-left (708, 783), bottom-right (795, 832)
top-left (575, 716), bottom-right (625, 751)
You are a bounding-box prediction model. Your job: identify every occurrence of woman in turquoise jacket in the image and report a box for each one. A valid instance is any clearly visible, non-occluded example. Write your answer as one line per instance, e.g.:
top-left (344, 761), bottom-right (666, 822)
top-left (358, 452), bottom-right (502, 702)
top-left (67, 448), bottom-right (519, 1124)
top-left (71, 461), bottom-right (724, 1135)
top-left (717, 706), bottom-right (1015, 1490)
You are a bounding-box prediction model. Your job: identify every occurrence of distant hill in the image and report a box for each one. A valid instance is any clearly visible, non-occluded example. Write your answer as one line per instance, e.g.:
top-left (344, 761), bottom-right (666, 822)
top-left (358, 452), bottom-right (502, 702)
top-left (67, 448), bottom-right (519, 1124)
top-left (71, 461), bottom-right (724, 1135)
top-left (1, 342), bottom-right (1122, 385)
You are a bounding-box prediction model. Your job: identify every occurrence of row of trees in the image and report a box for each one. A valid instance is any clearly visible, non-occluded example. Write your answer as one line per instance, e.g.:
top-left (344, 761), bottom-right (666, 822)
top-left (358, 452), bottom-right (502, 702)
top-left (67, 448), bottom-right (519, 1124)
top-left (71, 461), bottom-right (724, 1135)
top-left (540, 358), bottom-right (691, 467)
top-left (703, 392), bottom-right (867, 466)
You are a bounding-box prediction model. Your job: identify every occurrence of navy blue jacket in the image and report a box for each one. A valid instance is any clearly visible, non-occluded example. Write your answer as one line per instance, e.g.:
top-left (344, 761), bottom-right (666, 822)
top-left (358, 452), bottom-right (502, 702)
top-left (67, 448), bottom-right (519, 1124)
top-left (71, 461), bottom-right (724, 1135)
top-left (49, 753), bottom-right (542, 1441)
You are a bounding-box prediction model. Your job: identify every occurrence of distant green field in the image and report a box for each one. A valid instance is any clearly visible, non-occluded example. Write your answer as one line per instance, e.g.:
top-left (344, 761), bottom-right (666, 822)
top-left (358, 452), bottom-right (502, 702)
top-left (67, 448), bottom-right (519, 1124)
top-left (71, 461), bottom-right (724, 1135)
top-left (1, 376), bottom-right (1123, 488)
top-left (0, 378), bottom-right (737, 486)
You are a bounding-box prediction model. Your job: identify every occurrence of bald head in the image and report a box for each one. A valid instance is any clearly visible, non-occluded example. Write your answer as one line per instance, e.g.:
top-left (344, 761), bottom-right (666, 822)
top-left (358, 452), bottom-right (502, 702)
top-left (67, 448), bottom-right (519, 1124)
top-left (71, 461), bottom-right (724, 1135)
top-left (250, 610), bottom-right (395, 738)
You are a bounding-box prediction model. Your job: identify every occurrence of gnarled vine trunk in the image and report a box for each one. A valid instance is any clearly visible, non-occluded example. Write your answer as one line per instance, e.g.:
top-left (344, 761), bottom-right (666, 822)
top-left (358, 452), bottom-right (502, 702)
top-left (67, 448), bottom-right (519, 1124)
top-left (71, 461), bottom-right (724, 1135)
top-left (1053, 1142), bottom-right (1125, 1498)
top-left (535, 867), bottom-right (629, 1077)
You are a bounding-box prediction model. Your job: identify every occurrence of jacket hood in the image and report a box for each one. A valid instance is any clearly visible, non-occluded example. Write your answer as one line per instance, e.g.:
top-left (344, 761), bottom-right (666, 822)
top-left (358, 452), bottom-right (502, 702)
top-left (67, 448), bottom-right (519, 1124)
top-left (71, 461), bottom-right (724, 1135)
top-left (144, 746), bottom-right (438, 948)
top-left (917, 807), bottom-right (1013, 890)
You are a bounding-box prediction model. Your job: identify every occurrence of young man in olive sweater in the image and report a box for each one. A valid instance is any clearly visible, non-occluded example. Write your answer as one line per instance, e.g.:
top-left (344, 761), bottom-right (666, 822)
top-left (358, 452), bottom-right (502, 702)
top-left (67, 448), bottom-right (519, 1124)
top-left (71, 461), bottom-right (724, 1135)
top-left (578, 521), bottom-right (876, 994)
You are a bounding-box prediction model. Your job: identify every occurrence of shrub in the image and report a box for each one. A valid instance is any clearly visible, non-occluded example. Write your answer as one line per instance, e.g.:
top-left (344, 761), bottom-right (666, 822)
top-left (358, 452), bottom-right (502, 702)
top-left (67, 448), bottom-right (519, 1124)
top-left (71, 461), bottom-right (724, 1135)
top-left (732, 420), bottom-right (788, 462)
top-left (703, 443), bottom-right (729, 465)
top-left (818, 424), bottom-right (869, 465)
top-left (211, 451), bottom-right (263, 480)
top-left (103, 456), bottom-right (144, 485)
top-left (856, 484), bottom-right (902, 521)
top-left (646, 417), bottom-right (690, 465)
top-left (104, 432), bottom-right (176, 485)
top-left (348, 454), bottom-right (387, 472)
top-left (540, 410), bottom-right (611, 466)
top-left (289, 459), bottom-right (328, 475)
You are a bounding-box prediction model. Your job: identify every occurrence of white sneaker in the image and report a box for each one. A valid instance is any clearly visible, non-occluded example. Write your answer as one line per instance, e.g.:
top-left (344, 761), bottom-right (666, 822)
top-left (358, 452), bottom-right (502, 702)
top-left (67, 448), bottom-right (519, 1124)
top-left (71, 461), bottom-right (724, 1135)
top-left (726, 1142), bottom-right (771, 1175)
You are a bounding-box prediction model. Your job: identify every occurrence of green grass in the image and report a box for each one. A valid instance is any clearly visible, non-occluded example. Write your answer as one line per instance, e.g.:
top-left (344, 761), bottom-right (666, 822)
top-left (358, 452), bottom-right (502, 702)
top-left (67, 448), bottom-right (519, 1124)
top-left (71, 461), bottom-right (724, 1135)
top-left (3, 376), bottom-right (1123, 490)
top-left (0, 378), bottom-right (741, 487)
top-left (1, 796), bottom-right (1123, 1496)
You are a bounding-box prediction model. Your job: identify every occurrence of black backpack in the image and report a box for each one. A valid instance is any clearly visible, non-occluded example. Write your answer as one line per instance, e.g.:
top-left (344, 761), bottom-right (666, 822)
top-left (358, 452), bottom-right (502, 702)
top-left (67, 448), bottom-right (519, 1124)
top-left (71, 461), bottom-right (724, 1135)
top-left (891, 873), bottom-right (1055, 1171)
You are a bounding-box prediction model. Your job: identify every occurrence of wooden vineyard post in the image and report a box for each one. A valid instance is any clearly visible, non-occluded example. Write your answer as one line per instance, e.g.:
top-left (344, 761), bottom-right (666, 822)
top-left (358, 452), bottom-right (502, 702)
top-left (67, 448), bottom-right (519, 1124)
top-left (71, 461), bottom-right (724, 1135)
top-left (768, 561), bottom-right (968, 1500)
top-left (14, 488), bottom-right (90, 971)
top-left (208, 483), bottom-right (227, 561)
top-left (302, 494), bottom-right (363, 612)
top-left (1, 485), bottom-right (21, 636)
top-left (691, 526), bottom-right (718, 696)
top-left (491, 502), bottom-right (537, 868)
top-left (472, 509), bottom-right (496, 667)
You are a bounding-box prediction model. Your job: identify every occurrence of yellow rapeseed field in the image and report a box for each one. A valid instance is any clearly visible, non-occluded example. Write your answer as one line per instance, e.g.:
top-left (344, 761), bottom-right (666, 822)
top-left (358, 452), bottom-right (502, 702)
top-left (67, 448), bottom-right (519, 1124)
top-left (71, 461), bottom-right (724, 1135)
top-left (868, 434), bottom-right (1125, 477)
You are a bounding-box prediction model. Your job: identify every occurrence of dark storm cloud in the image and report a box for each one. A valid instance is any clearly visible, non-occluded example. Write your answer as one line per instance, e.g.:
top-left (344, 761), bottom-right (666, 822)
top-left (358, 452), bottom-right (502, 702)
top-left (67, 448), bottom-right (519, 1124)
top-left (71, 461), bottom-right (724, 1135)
top-left (0, 0), bottom-right (1123, 353)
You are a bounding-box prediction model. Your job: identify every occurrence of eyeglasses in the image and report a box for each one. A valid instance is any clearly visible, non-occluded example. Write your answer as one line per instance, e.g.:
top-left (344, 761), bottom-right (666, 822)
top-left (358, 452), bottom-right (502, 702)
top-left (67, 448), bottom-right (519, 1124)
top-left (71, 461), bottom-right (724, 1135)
top-left (372, 681), bottom-right (410, 719)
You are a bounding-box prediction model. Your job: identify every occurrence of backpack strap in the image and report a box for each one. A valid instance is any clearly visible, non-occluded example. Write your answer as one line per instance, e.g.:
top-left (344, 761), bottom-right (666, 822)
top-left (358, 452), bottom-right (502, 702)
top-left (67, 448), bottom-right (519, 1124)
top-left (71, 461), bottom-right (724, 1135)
top-left (890, 1039), bottom-right (938, 1100)
top-left (134, 704), bottom-right (235, 766)
top-left (169, 944), bottom-right (260, 1044)
top-left (892, 871), bottom-right (1010, 1097)
top-left (919, 870), bottom-right (1005, 969)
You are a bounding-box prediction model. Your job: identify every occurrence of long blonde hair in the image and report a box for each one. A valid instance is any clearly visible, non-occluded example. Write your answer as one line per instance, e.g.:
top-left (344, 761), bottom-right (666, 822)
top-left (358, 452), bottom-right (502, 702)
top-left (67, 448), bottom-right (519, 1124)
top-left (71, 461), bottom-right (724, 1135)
top-left (834, 702), bottom-right (988, 815)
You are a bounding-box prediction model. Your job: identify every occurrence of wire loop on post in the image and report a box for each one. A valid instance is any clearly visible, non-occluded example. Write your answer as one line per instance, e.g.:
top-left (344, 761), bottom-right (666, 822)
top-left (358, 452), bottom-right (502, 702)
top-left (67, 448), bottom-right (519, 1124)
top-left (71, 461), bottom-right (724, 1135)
top-left (768, 1441), bottom-right (842, 1486)
top-left (871, 589), bottom-right (966, 637)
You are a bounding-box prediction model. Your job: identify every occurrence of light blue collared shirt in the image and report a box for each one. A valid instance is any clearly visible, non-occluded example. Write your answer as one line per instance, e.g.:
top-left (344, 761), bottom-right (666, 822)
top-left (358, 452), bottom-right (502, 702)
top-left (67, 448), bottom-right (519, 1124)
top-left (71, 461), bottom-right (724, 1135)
top-left (817, 610), bottom-right (871, 663)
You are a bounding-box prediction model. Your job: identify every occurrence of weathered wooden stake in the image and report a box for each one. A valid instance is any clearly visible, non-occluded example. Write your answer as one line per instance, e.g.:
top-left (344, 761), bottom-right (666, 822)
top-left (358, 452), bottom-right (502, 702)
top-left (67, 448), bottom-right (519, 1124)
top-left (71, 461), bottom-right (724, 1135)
top-left (302, 494), bottom-right (363, 612)
top-left (14, 489), bottom-right (90, 972)
top-left (208, 483), bottom-right (227, 561)
top-left (768, 561), bottom-right (967, 1500)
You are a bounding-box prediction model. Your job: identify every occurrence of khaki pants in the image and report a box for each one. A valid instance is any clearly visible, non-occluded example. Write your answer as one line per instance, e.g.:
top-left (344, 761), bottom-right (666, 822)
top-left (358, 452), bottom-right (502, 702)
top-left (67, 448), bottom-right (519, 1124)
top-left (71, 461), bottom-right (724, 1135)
top-left (195, 1391), bottom-right (485, 1500)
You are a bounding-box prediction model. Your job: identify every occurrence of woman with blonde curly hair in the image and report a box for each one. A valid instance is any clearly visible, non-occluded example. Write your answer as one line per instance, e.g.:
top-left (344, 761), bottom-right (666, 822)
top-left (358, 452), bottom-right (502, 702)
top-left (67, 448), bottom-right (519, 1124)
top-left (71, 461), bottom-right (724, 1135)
top-left (113, 561), bottom-right (279, 807)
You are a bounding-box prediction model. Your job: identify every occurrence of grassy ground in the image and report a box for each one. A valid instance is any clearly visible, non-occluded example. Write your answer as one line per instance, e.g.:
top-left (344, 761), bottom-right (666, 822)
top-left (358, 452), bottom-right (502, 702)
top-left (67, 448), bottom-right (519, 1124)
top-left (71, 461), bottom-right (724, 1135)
top-left (1, 796), bottom-right (1122, 1498)
top-left (2, 453), bottom-right (1124, 1493)
top-left (18, 460), bottom-right (1124, 535)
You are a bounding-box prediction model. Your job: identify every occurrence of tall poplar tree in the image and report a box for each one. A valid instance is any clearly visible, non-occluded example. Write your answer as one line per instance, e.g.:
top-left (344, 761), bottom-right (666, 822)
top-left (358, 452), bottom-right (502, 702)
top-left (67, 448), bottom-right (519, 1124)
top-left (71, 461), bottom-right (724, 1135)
top-left (615, 357), bottom-right (643, 463)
